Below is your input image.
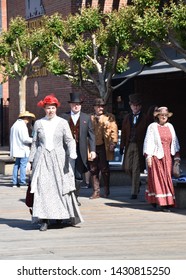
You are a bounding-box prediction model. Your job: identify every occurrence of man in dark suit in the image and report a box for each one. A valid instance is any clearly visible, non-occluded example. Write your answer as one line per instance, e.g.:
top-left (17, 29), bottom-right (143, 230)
top-left (61, 92), bottom-right (96, 205)
top-left (120, 94), bottom-right (147, 199)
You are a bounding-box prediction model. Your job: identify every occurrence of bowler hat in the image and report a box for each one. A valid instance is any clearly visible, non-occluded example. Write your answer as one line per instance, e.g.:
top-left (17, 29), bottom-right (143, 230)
top-left (18, 111), bottom-right (35, 119)
top-left (93, 98), bottom-right (106, 106)
top-left (154, 106), bottom-right (173, 118)
top-left (68, 92), bottom-right (83, 103)
top-left (129, 94), bottom-right (142, 105)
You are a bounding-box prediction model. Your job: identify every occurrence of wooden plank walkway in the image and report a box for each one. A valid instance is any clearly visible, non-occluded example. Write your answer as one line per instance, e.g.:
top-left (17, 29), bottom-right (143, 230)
top-left (1, 173), bottom-right (186, 260)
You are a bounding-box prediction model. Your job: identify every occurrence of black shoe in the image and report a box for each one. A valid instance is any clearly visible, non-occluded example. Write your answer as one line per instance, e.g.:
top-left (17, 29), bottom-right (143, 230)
top-left (162, 208), bottom-right (171, 212)
top-left (151, 203), bottom-right (157, 208)
top-left (76, 197), bottom-right (81, 206)
top-left (130, 194), bottom-right (137, 199)
top-left (40, 223), bottom-right (48, 231)
top-left (81, 183), bottom-right (90, 189)
top-left (160, 206), bottom-right (171, 212)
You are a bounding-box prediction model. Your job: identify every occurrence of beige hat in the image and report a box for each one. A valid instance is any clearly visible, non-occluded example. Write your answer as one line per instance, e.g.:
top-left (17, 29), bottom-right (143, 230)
top-left (153, 106), bottom-right (173, 118)
top-left (18, 111), bottom-right (36, 119)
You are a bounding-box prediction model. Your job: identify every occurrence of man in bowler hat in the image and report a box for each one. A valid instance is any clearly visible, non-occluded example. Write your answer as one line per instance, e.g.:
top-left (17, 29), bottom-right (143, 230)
top-left (120, 93), bottom-right (147, 199)
top-left (61, 92), bottom-right (96, 205)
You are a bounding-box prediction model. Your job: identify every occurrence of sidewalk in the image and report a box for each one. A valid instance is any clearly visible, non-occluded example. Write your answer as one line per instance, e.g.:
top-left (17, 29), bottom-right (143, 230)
top-left (1, 172), bottom-right (186, 260)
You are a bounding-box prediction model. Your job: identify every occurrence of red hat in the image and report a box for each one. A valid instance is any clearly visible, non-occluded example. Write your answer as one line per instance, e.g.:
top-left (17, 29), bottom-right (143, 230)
top-left (37, 94), bottom-right (61, 107)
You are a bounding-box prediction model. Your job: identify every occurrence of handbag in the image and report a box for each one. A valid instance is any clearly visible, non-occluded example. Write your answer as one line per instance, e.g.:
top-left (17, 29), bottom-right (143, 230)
top-left (25, 182), bottom-right (34, 208)
top-left (172, 161), bottom-right (180, 178)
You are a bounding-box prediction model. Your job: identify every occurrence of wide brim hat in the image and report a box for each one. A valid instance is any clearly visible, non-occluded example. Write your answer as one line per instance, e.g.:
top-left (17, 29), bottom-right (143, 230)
top-left (129, 94), bottom-right (142, 105)
top-left (68, 92), bottom-right (83, 103)
top-left (18, 111), bottom-right (36, 119)
top-left (154, 106), bottom-right (173, 117)
top-left (37, 94), bottom-right (61, 107)
top-left (93, 98), bottom-right (106, 106)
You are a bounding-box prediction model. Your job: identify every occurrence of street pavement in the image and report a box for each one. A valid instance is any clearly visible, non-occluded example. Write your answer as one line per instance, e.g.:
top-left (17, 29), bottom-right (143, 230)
top-left (1, 172), bottom-right (186, 260)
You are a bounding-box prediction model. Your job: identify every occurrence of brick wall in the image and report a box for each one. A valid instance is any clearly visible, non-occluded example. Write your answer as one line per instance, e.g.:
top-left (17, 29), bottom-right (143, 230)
top-left (7, 0), bottom-right (126, 128)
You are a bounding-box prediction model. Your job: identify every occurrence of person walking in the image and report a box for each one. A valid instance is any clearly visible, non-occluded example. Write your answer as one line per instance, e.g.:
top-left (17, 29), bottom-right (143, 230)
top-left (143, 106), bottom-right (180, 212)
top-left (10, 111), bottom-right (36, 188)
top-left (120, 94), bottom-right (147, 199)
top-left (27, 94), bottom-right (83, 231)
top-left (61, 92), bottom-right (96, 206)
top-left (89, 98), bottom-right (118, 199)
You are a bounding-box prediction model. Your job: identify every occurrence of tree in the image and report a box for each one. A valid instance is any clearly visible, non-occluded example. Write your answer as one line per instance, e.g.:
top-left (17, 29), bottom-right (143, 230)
top-left (0, 16), bottom-right (46, 113)
top-left (132, 0), bottom-right (186, 72)
top-left (41, 2), bottom-right (186, 103)
top-left (41, 6), bottom-right (148, 103)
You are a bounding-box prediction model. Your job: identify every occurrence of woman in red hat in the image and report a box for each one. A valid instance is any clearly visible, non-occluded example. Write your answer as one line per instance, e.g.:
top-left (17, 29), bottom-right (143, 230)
top-left (27, 94), bottom-right (84, 231)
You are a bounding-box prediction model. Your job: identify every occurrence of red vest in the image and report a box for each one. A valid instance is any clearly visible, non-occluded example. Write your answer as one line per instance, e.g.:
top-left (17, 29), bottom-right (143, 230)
top-left (69, 117), bottom-right (80, 142)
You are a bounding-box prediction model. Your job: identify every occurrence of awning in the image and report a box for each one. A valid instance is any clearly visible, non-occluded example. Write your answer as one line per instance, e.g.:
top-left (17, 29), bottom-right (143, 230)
top-left (113, 57), bottom-right (186, 79)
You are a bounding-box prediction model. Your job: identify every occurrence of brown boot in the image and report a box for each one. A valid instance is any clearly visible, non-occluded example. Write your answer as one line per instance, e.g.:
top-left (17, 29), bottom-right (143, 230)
top-left (90, 175), bottom-right (100, 199)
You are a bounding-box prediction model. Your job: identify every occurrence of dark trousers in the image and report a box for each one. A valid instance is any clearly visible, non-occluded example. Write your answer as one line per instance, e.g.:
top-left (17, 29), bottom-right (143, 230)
top-left (124, 143), bottom-right (140, 195)
top-left (74, 144), bottom-right (87, 197)
top-left (89, 144), bottom-right (110, 195)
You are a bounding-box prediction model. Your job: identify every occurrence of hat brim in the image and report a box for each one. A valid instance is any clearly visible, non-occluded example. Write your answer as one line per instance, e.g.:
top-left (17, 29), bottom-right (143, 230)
top-left (129, 101), bottom-right (142, 105)
top-left (154, 112), bottom-right (173, 117)
top-left (68, 101), bottom-right (83, 103)
top-left (93, 103), bottom-right (106, 106)
top-left (19, 113), bottom-right (35, 119)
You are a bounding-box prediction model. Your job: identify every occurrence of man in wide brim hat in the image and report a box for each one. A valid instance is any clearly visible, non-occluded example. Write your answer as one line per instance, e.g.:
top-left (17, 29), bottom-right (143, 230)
top-left (68, 92), bottom-right (83, 103)
top-left (18, 111), bottom-right (36, 119)
top-left (10, 110), bottom-right (35, 188)
top-left (153, 106), bottom-right (173, 118)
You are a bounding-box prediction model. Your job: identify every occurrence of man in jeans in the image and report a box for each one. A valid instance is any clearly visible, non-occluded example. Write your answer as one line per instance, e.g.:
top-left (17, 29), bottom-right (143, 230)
top-left (10, 111), bottom-right (35, 188)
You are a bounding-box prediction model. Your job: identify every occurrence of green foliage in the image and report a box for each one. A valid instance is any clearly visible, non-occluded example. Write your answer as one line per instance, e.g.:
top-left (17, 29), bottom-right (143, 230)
top-left (70, 36), bottom-right (92, 61)
top-left (42, 14), bottom-right (64, 37)
top-left (116, 56), bottom-right (130, 73)
top-left (166, 1), bottom-right (186, 48)
top-left (46, 56), bottom-right (68, 75)
top-left (132, 0), bottom-right (160, 13)
top-left (133, 7), bottom-right (167, 41)
top-left (1, 1), bottom-right (186, 101)
top-left (4, 16), bottom-right (28, 44)
top-left (133, 45), bottom-right (157, 66)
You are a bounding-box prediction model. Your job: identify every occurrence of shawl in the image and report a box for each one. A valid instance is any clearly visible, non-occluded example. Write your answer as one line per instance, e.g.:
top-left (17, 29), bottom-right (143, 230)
top-left (143, 122), bottom-right (180, 159)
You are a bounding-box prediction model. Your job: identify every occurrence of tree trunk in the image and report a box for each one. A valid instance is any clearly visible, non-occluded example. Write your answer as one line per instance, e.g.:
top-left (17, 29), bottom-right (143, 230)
top-left (19, 75), bottom-right (27, 113)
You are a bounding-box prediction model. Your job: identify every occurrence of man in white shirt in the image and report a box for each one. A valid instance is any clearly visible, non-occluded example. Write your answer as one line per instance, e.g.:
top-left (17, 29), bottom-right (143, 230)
top-left (10, 111), bottom-right (35, 188)
top-left (61, 92), bottom-right (96, 205)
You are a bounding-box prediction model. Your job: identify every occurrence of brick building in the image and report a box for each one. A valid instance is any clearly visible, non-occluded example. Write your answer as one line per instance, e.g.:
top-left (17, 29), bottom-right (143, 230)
top-left (2, 0), bottom-right (186, 157)
top-left (6, 0), bottom-right (127, 133)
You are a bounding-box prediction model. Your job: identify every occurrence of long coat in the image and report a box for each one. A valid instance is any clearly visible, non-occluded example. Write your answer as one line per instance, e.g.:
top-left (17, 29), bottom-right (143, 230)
top-left (90, 113), bottom-right (118, 161)
top-left (120, 112), bottom-right (147, 173)
top-left (61, 111), bottom-right (96, 171)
